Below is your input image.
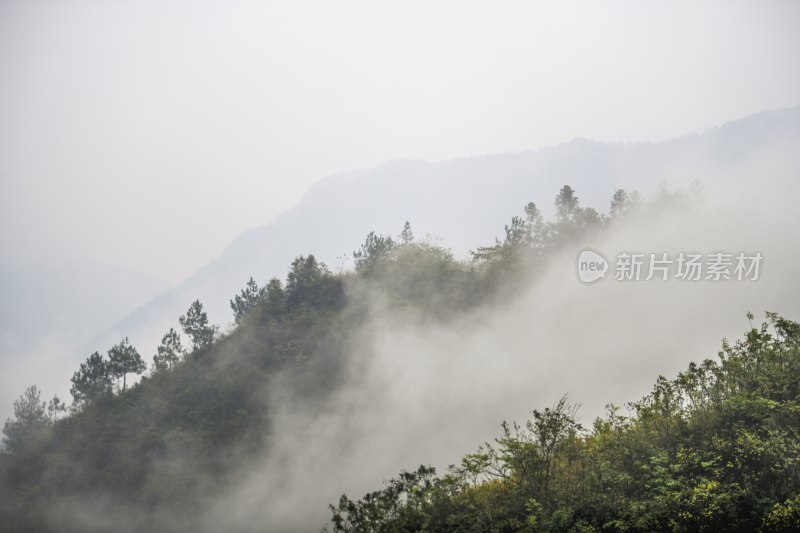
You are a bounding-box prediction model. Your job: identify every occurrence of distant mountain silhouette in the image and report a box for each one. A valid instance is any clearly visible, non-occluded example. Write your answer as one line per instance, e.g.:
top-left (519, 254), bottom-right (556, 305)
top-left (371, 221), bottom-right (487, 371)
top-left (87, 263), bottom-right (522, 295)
top-left (68, 107), bottom-right (800, 393)
top-left (0, 258), bottom-right (172, 420)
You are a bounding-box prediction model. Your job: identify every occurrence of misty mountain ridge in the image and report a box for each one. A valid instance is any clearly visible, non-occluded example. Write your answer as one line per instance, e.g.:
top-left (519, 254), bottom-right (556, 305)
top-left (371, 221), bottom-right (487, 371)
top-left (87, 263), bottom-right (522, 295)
top-left (3, 163), bottom-right (799, 530)
top-left (103, 107), bottom-right (799, 339)
top-left (2, 106), bottom-right (800, 531)
top-left (0, 258), bottom-right (172, 351)
top-left (5, 106), bottom-right (797, 425)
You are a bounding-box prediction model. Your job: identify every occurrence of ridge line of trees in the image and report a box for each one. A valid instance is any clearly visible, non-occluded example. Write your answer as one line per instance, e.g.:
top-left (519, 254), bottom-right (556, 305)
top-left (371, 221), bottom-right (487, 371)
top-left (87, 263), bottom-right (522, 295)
top-left (4, 183), bottom-right (697, 417)
top-left (0, 183), bottom-right (729, 532)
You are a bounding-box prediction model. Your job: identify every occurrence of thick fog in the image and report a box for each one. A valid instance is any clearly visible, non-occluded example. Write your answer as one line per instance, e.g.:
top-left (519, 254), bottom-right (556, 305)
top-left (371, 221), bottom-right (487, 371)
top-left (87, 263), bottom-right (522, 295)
top-left (3, 0), bottom-right (800, 422)
top-left (41, 141), bottom-right (800, 531)
top-left (2, 0), bottom-right (800, 282)
top-left (2, 1), bottom-right (800, 531)
top-left (196, 161), bottom-right (799, 532)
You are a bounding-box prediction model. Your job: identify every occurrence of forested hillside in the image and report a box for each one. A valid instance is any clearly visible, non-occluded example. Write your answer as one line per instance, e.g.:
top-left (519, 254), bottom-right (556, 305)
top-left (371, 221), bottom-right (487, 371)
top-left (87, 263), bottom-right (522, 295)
top-left (2, 184), bottom-right (797, 532)
top-left (329, 312), bottom-right (800, 532)
top-left (89, 106), bottom-right (800, 392)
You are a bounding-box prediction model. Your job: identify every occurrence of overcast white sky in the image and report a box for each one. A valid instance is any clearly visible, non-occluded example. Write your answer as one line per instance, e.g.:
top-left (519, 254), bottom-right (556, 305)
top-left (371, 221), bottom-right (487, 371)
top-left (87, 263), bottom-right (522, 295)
top-left (1, 0), bottom-right (799, 283)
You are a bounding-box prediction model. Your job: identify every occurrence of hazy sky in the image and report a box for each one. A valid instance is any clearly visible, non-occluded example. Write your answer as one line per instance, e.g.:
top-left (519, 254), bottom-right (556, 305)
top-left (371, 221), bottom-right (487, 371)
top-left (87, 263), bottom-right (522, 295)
top-left (1, 0), bottom-right (799, 283)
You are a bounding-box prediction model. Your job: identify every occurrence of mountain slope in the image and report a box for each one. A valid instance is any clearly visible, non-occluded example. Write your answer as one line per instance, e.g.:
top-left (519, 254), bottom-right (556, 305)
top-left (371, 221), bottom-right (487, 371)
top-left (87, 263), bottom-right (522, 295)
top-left (3, 159), bottom-right (800, 530)
top-left (92, 107), bottom-right (800, 367)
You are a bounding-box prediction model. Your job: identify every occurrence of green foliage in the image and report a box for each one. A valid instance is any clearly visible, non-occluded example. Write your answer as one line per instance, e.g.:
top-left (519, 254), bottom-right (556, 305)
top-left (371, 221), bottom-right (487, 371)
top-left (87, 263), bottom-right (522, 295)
top-left (70, 351), bottom-right (113, 407)
top-left (347, 223), bottom-right (484, 319)
top-left (555, 185), bottom-right (580, 222)
top-left (400, 221), bottom-right (414, 244)
top-left (470, 187), bottom-right (611, 284)
top-left (549, 185), bottom-right (604, 243)
top-left (353, 231), bottom-right (396, 275)
top-left (610, 189), bottom-right (642, 220)
top-left (179, 299), bottom-right (217, 352)
top-left (763, 494), bottom-right (800, 531)
top-left (329, 314), bottom-right (800, 532)
top-left (285, 255), bottom-right (342, 311)
top-left (230, 277), bottom-right (266, 324)
top-left (152, 327), bottom-right (185, 373)
top-left (0, 247), bottom-right (354, 528)
top-left (0, 186), bottom-right (769, 532)
top-left (107, 337), bottom-right (146, 391)
top-left (1, 386), bottom-right (64, 455)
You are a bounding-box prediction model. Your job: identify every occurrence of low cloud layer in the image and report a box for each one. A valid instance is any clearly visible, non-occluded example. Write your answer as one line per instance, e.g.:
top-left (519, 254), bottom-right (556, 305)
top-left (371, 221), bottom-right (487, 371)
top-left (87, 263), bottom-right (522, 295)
top-left (13, 133), bottom-right (798, 532)
top-left (186, 167), bottom-right (800, 531)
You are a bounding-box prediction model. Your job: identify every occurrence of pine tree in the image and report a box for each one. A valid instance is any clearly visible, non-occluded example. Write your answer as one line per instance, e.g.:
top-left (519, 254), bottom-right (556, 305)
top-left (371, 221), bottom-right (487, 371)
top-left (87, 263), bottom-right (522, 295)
top-left (400, 221), bottom-right (414, 244)
top-left (179, 300), bottom-right (216, 352)
top-left (152, 327), bottom-right (185, 372)
top-left (70, 351), bottom-right (112, 406)
top-left (230, 277), bottom-right (266, 324)
top-left (107, 337), bottom-right (146, 391)
top-left (1, 386), bottom-right (48, 454)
